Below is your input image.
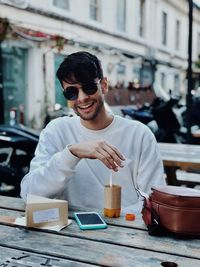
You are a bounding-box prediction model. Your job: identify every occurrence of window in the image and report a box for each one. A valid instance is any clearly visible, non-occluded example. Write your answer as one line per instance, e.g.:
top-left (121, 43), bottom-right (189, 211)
top-left (161, 72), bottom-right (166, 89)
top-left (175, 20), bottom-right (180, 50)
top-left (162, 12), bottom-right (167, 45)
top-left (117, 64), bottom-right (126, 74)
top-left (197, 32), bottom-right (200, 57)
top-left (139, 0), bottom-right (146, 37)
top-left (89, 0), bottom-right (101, 22)
top-left (174, 74), bottom-right (180, 93)
top-left (140, 66), bottom-right (154, 85)
top-left (53, 0), bottom-right (70, 10)
top-left (133, 67), bottom-right (140, 80)
top-left (116, 0), bottom-right (126, 32)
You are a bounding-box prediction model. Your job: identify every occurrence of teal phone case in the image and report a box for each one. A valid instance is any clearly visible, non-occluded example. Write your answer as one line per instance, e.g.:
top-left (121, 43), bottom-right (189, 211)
top-left (74, 212), bottom-right (107, 230)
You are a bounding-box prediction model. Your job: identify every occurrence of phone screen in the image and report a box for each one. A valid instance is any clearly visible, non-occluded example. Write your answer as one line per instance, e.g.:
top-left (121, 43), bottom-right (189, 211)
top-left (76, 213), bottom-right (104, 225)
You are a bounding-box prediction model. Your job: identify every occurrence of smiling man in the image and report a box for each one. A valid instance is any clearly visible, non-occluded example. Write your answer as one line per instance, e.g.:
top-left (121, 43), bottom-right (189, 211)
top-left (20, 51), bottom-right (165, 210)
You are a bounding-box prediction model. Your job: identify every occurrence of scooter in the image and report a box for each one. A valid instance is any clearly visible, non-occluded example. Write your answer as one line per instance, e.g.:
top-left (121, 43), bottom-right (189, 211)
top-left (121, 97), bottom-right (182, 143)
top-left (121, 104), bottom-right (154, 125)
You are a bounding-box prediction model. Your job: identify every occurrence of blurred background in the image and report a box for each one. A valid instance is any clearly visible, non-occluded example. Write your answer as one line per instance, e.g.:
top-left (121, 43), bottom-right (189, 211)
top-left (0, 0), bottom-right (200, 196)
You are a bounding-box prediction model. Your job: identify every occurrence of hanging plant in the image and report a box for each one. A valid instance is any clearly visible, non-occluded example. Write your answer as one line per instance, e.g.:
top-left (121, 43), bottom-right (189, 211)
top-left (51, 35), bottom-right (66, 52)
top-left (0, 18), bottom-right (9, 40)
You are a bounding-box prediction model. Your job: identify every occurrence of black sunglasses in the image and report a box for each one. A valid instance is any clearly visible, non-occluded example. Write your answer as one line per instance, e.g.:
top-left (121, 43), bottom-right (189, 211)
top-left (63, 80), bottom-right (101, 101)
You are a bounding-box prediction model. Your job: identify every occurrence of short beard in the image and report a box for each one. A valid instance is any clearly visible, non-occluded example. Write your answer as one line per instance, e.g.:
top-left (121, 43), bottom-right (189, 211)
top-left (74, 98), bottom-right (104, 121)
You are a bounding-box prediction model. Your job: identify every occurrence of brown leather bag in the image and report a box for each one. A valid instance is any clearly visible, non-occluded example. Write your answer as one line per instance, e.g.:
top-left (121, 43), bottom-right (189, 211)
top-left (141, 185), bottom-right (200, 236)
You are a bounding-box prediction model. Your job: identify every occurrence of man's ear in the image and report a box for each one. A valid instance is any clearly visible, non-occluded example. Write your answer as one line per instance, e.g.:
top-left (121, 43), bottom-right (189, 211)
top-left (101, 77), bottom-right (108, 94)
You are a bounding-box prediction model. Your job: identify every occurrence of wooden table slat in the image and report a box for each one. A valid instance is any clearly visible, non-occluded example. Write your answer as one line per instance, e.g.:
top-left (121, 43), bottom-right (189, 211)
top-left (0, 208), bottom-right (199, 261)
top-left (0, 246), bottom-right (96, 267)
top-left (0, 224), bottom-right (199, 267)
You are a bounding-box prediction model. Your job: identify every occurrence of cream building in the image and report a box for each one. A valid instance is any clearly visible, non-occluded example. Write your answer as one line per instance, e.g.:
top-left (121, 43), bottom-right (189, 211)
top-left (0, 0), bottom-right (200, 128)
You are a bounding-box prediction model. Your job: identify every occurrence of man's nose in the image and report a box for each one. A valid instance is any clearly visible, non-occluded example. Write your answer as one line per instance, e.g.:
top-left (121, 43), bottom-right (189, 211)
top-left (77, 88), bottom-right (89, 101)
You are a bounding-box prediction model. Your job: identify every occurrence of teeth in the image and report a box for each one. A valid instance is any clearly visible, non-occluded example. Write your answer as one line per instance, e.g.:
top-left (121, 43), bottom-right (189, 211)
top-left (78, 103), bottom-right (93, 109)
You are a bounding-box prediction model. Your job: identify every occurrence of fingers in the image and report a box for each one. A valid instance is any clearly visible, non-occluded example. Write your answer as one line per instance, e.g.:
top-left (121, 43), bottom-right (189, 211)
top-left (96, 150), bottom-right (119, 171)
top-left (68, 140), bottom-right (125, 172)
top-left (95, 141), bottom-right (125, 172)
top-left (106, 143), bottom-right (125, 162)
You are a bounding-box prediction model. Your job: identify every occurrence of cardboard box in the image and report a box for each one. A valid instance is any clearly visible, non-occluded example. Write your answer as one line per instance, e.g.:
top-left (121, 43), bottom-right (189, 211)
top-left (25, 194), bottom-right (68, 228)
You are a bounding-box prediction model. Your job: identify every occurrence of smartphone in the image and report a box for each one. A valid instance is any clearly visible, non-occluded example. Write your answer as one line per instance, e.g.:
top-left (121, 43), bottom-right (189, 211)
top-left (74, 212), bottom-right (107, 230)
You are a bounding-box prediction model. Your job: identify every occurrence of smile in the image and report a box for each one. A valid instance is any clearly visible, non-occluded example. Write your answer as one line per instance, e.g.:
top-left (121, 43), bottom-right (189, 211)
top-left (78, 102), bottom-right (94, 110)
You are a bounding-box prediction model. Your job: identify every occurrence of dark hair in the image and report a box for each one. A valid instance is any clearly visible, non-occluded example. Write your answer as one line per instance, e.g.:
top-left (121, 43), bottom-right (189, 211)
top-left (56, 51), bottom-right (103, 87)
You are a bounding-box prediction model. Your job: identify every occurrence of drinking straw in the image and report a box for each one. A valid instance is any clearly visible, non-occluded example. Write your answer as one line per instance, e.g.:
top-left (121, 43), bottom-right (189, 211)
top-left (109, 171), bottom-right (113, 187)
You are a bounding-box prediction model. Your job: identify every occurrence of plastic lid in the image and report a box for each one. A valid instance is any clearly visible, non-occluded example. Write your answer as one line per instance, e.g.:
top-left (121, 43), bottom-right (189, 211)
top-left (125, 213), bottom-right (136, 221)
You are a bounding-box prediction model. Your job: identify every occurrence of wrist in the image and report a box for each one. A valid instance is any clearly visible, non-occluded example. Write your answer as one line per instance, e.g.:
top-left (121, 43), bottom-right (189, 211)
top-left (67, 144), bottom-right (79, 157)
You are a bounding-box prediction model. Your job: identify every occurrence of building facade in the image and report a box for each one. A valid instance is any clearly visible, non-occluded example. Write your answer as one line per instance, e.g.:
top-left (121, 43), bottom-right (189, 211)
top-left (0, 0), bottom-right (200, 128)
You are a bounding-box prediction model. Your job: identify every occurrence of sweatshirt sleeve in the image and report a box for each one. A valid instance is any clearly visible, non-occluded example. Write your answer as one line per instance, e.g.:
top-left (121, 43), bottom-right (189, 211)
top-left (20, 122), bottom-right (80, 201)
top-left (135, 128), bottom-right (166, 195)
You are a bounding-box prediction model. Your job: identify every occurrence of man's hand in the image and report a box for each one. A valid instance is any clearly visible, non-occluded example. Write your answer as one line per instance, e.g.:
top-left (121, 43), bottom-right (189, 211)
top-left (68, 140), bottom-right (125, 172)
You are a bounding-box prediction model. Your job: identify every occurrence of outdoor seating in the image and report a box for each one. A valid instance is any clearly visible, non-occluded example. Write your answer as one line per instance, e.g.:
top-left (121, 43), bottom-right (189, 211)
top-left (0, 195), bottom-right (199, 266)
top-left (159, 143), bottom-right (200, 187)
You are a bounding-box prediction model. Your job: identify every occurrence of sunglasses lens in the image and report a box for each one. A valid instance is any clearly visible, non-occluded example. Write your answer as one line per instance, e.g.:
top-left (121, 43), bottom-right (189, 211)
top-left (63, 86), bottom-right (78, 100)
top-left (63, 81), bottom-right (100, 100)
top-left (82, 82), bottom-right (98, 95)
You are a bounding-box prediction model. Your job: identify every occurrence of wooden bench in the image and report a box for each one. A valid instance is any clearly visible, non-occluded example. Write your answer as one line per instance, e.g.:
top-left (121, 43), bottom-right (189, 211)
top-left (175, 170), bottom-right (200, 188)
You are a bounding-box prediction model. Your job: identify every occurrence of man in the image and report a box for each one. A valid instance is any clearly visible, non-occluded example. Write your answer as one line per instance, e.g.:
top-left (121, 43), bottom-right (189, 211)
top-left (21, 51), bottom-right (165, 211)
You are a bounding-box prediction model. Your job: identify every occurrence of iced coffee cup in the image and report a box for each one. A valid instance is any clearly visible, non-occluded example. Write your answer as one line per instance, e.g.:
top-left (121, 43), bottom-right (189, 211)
top-left (104, 185), bottom-right (121, 218)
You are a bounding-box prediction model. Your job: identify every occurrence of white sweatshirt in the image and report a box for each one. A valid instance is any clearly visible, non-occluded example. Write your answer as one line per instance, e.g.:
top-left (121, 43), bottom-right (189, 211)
top-left (20, 115), bottom-right (165, 211)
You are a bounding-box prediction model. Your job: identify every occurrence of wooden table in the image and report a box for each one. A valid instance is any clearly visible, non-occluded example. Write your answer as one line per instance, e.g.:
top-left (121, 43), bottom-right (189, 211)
top-left (0, 195), bottom-right (199, 267)
top-left (159, 143), bottom-right (200, 186)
